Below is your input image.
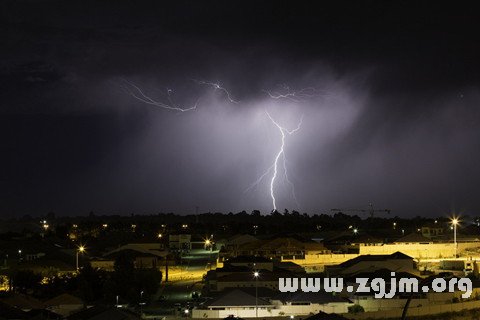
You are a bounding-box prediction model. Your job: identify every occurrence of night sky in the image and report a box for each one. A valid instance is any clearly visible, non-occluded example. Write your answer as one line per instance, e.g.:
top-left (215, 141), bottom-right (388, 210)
top-left (1, 0), bottom-right (480, 217)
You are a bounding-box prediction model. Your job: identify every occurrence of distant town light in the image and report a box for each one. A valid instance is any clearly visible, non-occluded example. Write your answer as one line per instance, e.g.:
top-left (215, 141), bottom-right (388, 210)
top-left (253, 271), bottom-right (259, 278)
top-left (158, 233), bottom-right (163, 238)
top-left (353, 228), bottom-right (358, 234)
top-left (102, 224), bottom-right (108, 228)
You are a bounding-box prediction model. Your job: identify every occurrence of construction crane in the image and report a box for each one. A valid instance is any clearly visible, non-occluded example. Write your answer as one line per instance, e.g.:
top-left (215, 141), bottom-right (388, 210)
top-left (331, 203), bottom-right (391, 218)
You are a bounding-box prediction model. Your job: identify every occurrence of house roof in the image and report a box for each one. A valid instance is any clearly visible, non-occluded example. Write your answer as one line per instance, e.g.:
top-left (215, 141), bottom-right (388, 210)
top-left (337, 252), bottom-right (413, 268)
top-left (206, 289), bottom-right (272, 307)
top-left (1, 293), bottom-right (43, 310)
top-left (236, 237), bottom-right (326, 253)
top-left (304, 311), bottom-right (349, 320)
top-left (43, 293), bottom-right (83, 307)
top-left (327, 231), bottom-right (383, 244)
top-left (227, 255), bottom-right (271, 263)
top-left (67, 306), bottom-right (140, 320)
top-left (273, 291), bottom-right (351, 304)
top-left (394, 232), bottom-right (432, 243)
top-left (346, 268), bottom-right (420, 281)
top-left (26, 309), bottom-right (63, 319)
top-left (0, 301), bottom-right (27, 319)
top-left (227, 234), bottom-right (258, 245)
top-left (396, 232), bottom-right (480, 243)
top-left (216, 270), bottom-right (292, 282)
top-left (104, 246), bottom-right (167, 258)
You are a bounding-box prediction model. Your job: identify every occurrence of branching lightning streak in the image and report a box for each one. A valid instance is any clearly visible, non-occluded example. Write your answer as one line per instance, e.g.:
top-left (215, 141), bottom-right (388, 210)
top-left (266, 111), bottom-right (303, 211)
top-left (262, 84), bottom-right (325, 103)
top-left (245, 111), bottom-right (303, 211)
top-left (191, 79), bottom-right (239, 103)
top-left (121, 78), bottom-right (309, 211)
top-left (120, 79), bottom-right (198, 112)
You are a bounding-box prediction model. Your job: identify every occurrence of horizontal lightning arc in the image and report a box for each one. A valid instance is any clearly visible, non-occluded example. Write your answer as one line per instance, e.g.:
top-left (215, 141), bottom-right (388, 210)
top-left (191, 79), bottom-right (239, 104)
top-left (120, 79), bottom-right (198, 112)
top-left (262, 85), bottom-right (325, 103)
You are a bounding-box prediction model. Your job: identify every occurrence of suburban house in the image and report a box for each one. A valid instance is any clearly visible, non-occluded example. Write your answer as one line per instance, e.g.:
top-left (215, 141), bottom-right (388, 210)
top-left (219, 237), bottom-right (330, 261)
top-left (98, 243), bottom-right (168, 270)
top-left (324, 252), bottom-right (416, 276)
top-left (192, 289), bottom-right (353, 319)
top-left (205, 255), bottom-right (304, 293)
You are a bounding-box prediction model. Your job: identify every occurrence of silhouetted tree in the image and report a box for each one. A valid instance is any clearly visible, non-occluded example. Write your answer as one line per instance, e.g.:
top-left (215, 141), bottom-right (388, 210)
top-left (10, 270), bottom-right (42, 293)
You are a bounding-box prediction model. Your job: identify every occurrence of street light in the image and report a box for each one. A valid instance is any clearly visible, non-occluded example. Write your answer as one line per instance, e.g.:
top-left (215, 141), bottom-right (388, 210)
top-left (253, 271), bottom-right (259, 317)
top-left (76, 245), bottom-right (85, 271)
top-left (451, 217), bottom-right (459, 258)
top-left (353, 228), bottom-right (358, 235)
top-left (204, 235), bottom-right (214, 252)
top-left (140, 290), bottom-right (145, 315)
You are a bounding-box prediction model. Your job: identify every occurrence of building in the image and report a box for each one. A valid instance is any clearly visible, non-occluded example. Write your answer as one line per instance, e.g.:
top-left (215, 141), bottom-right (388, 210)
top-left (193, 289), bottom-right (274, 318)
top-left (192, 289), bottom-right (353, 318)
top-left (101, 243), bottom-right (168, 270)
top-left (344, 268), bottom-right (425, 312)
top-left (421, 225), bottom-right (444, 239)
top-left (43, 293), bottom-right (84, 317)
top-left (169, 234), bottom-right (192, 251)
top-left (271, 291), bottom-right (353, 314)
top-left (205, 255), bottom-right (304, 293)
top-left (325, 252), bottom-right (416, 276)
top-left (220, 236), bottom-right (330, 261)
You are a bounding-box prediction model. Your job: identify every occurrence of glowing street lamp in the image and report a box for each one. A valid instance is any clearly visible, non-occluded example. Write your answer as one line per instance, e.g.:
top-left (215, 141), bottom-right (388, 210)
top-left (253, 271), bottom-right (259, 317)
top-left (353, 228), bottom-right (358, 235)
top-left (451, 217), bottom-right (459, 258)
top-left (76, 245), bottom-right (85, 271)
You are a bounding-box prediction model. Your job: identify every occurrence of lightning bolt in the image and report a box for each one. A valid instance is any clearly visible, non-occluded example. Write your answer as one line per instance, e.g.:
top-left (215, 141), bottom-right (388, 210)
top-left (262, 84), bottom-right (326, 103)
top-left (245, 110), bottom-right (303, 212)
top-left (120, 79), bottom-right (198, 112)
top-left (121, 78), bottom-right (310, 212)
top-left (191, 79), bottom-right (239, 104)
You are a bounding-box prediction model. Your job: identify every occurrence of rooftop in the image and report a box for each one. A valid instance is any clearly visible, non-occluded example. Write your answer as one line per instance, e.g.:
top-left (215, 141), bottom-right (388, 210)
top-left (337, 252), bottom-right (413, 268)
top-left (206, 289), bottom-right (272, 307)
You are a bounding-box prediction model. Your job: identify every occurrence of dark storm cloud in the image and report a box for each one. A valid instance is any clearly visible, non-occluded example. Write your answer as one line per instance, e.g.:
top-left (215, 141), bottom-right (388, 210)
top-left (1, 0), bottom-right (480, 216)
